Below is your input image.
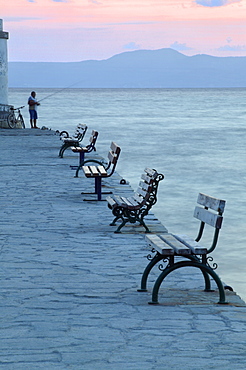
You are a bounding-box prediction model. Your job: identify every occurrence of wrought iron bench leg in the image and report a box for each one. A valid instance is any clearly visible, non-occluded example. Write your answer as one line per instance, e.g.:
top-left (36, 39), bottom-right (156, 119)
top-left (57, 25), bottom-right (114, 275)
top-left (95, 177), bottom-right (102, 201)
top-left (59, 143), bottom-right (67, 158)
top-left (149, 260), bottom-right (228, 305)
top-left (138, 218), bottom-right (151, 233)
top-left (139, 212), bottom-right (151, 233)
top-left (113, 215), bottom-right (150, 233)
top-left (75, 165), bottom-right (82, 177)
top-left (82, 176), bottom-right (113, 201)
top-left (111, 209), bottom-right (151, 233)
top-left (109, 206), bottom-right (124, 227)
top-left (60, 144), bottom-right (69, 158)
top-left (138, 253), bottom-right (164, 292)
top-left (79, 151), bottom-right (85, 165)
top-left (110, 217), bottom-right (119, 226)
top-left (59, 142), bottom-right (79, 158)
top-left (113, 218), bottom-right (128, 233)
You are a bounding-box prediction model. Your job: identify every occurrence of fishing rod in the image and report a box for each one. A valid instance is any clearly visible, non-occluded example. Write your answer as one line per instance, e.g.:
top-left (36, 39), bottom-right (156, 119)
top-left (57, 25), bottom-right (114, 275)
top-left (37, 81), bottom-right (81, 103)
top-left (21, 77), bottom-right (87, 108)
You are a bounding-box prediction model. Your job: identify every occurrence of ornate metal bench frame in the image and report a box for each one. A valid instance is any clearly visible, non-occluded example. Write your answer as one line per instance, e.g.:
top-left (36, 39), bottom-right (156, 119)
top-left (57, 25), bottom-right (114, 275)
top-left (107, 168), bottom-right (164, 233)
top-left (58, 124), bottom-right (87, 158)
top-left (138, 193), bottom-right (229, 305)
top-left (81, 141), bottom-right (121, 201)
top-left (70, 130), bottom-right (98, 174)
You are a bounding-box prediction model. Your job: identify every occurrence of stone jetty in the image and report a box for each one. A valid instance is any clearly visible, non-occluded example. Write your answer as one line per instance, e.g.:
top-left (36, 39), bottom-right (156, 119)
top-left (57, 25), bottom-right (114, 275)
top-left (0, 129), bottom-right (246, 369)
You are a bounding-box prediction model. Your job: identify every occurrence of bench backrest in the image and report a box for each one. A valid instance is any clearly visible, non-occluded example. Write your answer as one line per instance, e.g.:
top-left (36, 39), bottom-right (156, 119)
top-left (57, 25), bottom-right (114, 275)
top-left (86, 130), bottom-right (98, 152)
top-left (59, 123), bottom-right (87, 141)
top-left (135, 168), bottom-right (164, 209)
top-left (76, 124), bottom-right (87, 141)
top-left (194, 193), bottom-right (226, 253)
top-left (105, 142), bottom-right (121, 175)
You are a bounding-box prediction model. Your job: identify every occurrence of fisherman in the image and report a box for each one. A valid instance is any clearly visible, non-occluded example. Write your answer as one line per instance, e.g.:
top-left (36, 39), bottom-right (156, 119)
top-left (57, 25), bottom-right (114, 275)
top-left (28, 91), bottom-right (40, 129)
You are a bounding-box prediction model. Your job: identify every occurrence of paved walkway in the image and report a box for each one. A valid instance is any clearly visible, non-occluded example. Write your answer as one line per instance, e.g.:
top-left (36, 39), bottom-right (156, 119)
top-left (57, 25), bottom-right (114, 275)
top-left (0, 129), bottom-right (246, 370)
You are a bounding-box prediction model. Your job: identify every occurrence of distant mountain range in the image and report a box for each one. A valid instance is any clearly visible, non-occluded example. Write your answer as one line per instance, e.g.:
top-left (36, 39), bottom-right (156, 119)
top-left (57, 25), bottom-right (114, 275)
top-left (8, 48), bottom-right (246, 88)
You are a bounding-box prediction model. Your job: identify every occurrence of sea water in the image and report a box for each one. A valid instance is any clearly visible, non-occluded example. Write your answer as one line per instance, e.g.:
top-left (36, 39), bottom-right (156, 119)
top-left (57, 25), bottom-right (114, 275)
top-left (8, 87), bottom-right (246, 301)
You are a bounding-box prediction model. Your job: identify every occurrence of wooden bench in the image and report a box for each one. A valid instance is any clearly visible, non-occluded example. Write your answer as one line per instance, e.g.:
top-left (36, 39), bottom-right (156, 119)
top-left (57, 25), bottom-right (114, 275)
top-left (81, 141), bottom-right (121, 201)
top-left (58, 124), bottom-right (87, 158)
top-left (106, 168), bottom-right (164, 233)
top-left (70, 130), bottom-right (98, 175)
top-left (138, 193), bottom-right (229, 305)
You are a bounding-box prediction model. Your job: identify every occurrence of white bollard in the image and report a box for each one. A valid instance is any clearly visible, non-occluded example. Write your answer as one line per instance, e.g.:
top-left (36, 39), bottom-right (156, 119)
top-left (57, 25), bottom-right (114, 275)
top-left (0, 19), bottom-right (9, 106)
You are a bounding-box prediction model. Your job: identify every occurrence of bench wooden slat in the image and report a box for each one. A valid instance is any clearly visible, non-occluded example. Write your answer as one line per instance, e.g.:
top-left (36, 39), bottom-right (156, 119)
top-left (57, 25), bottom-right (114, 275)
top-left (106, 195), bottom-right (124, 207)
top-left (126, 196), bottom-right (141, 207)
top-left (110, 195), bottom-right (140, 209)
top-left (110, 141), bottom-right (120, 153)
top-left (107, 142), bottom-right (121, 164)
top-left (82, 165), bottom-right (100, 177)
top-left (108, 152), bottom-right (118, 164)
top-left (98, 165), bottom-right (108, 176)
top-left (112, 195), bottom-right (126, 207)
top-left (146, 234), bottom-right (207, 256)
top-left (159, 234), bottom-right (191, 255)
top-left (136, 187), bottom-right (149, 199)
top-left (107, 191), bottom-right (149, 209)
top-left (117, 196), bottom-right (136, 208)
top-left (63, 138), bottom-right (79, 142)
top-left (197, 193), bottom-right (226, 213)
top-left (133, 193), bottom-right (146, 204)
top-left (71, 146), bottom-right (78, 151)
top-left (145, 235), bottom-right (174, 255)
top-left (141, 174), bottom-right (154, 184)
top-left (138, 181), bottom-right (152, 192)
top-left (71, 146), bottom-right (88, 153)
top-left (193, 206), bottom-right (223, 229)
top-left (89, 166), bottom-right (100, 176)
top-left (121, 196), bottom-right (140, 208)
top-left (173, 234), bottom-right (207, 254)
top-left (106, 196), bottom-right (117, 208)
top-left (82, 166), bottom-right (93, 177)
top-left (141, 168), bottom-right (158, 183)
top-left (144, 168), bottom-right (157, 177)
top-left (89, 130), bottom-right (98, 143)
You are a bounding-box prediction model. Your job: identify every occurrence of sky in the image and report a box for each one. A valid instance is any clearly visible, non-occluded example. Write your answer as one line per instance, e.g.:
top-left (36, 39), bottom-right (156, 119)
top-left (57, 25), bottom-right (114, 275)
top-left (1, 0), bottom-right (246, 62)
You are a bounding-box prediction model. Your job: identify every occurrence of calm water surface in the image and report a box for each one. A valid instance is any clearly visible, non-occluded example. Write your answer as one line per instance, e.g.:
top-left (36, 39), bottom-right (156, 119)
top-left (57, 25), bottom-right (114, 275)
top-left (8, 88), bottom-right (246, 301)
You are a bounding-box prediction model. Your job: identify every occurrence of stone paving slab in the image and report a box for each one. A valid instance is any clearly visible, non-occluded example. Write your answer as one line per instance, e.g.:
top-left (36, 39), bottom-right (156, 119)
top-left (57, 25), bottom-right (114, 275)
top-left (1, 129), bottom-right (246, 369)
